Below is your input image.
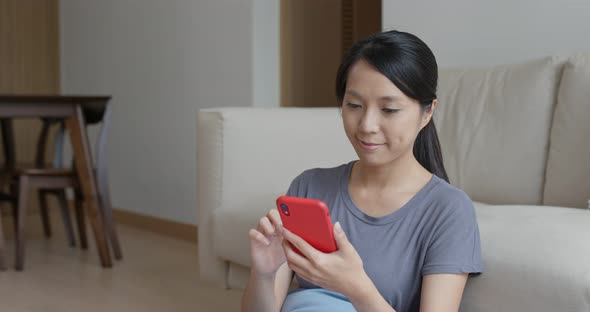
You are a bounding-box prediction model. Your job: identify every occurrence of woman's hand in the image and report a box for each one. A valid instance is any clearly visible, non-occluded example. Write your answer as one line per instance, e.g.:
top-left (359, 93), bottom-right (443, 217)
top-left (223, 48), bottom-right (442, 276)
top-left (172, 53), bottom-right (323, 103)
top-left (248, 209), bottom-right (287, 278)
top-left (279, 222), bottom-right (369, 298)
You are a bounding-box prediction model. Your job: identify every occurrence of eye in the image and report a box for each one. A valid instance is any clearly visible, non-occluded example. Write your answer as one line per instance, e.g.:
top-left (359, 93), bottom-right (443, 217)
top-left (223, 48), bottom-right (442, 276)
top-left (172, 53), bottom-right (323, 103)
top-left (382, 108), bottom-right (400, 114)
top-left (346, 103), bottom-right (362, 109)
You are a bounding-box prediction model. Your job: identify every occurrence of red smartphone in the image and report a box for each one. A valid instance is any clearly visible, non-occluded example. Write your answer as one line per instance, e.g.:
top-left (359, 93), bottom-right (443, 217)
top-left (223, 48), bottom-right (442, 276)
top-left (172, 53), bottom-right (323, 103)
top-left (276, 195), bottom-right (338, 254)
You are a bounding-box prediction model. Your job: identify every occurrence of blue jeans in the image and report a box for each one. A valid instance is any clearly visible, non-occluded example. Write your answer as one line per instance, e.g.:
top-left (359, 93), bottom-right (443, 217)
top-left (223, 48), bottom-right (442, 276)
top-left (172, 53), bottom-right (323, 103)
top-left (281, 288), bottom-right (356, 312)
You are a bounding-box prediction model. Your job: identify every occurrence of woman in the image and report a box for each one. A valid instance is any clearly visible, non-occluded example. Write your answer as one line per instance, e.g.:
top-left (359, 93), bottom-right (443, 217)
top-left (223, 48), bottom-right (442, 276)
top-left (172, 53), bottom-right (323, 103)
top-left (241, 30), bottom-right (483, 312)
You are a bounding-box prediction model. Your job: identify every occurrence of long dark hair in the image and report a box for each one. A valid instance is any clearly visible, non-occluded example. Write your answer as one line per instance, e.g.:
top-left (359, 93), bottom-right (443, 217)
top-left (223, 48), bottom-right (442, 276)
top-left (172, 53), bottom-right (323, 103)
top-left (335, 30), bottom-right (449, 182)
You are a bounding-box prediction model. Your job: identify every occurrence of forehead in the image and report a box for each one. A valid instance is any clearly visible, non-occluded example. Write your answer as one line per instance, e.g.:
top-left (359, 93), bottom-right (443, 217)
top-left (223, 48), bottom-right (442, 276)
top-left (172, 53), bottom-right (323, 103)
top-left (345, 60), bottom-right (405, 99)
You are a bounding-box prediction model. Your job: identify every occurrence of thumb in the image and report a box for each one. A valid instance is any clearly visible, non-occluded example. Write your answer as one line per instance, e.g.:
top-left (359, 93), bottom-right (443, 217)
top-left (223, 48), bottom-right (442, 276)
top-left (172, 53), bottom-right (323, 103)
top-left (333, 222), bottom-right (351, 250)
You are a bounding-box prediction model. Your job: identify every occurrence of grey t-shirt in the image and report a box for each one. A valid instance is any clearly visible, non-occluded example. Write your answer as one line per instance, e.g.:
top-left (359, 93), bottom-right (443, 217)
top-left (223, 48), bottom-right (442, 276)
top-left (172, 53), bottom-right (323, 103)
top-left (285, 161), bottom-right (483, 312)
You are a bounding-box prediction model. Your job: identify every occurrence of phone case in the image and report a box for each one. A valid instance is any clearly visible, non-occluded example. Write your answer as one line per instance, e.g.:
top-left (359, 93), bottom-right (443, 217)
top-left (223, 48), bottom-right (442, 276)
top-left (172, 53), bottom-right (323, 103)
top-left (276, 195), bottom-right (337, 254)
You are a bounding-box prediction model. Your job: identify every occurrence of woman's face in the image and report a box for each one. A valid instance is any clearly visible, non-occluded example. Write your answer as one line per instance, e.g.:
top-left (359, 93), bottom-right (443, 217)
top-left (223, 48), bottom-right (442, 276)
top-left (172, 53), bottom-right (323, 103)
top-left (341, 60), bottom-right (435, 167)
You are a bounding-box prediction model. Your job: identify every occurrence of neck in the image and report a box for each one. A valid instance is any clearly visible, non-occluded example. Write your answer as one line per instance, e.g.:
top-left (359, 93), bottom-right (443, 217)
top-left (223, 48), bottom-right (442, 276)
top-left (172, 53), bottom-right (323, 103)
top-left (351, 152), bottom-right (430, 192)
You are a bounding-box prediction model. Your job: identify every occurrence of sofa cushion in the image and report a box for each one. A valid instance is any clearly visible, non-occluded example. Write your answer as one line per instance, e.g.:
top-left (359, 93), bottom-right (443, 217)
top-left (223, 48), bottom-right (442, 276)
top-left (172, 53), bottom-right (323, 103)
top-left (436, 57), bottom-right (564, 205)
top-left (461, 205), bottom-right (590, 311)
top-left (543, 53), bottom-right (590, 208)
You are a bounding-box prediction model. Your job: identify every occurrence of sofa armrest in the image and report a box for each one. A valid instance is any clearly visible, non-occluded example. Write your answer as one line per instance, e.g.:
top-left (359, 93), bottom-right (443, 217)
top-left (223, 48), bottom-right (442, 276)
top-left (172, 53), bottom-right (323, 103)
top-left (197, 110), bottom-right (228, 288)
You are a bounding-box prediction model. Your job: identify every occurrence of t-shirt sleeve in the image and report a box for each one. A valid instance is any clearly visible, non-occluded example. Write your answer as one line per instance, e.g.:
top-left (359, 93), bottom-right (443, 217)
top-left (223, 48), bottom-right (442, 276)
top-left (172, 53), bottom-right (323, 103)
top-left (421, 194), bottom-right (483, 276)
top-left (285, 170), bottom-right (310, 197)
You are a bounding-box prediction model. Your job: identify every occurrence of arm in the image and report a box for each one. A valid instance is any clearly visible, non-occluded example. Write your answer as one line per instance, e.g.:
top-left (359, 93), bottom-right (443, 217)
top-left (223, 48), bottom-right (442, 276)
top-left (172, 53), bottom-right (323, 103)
top-left (241, 263), bottom-right (293, 312)
top-left (420, 273), bottom-right (468, 312)
top-left (345, 273), bottom-right (397, 312)
top-left (349, 272), bottom-right (468, 312)
top-left (241, 209), bottom-right (294, 312)
top-left (419, 195), bottom-right (480, 311)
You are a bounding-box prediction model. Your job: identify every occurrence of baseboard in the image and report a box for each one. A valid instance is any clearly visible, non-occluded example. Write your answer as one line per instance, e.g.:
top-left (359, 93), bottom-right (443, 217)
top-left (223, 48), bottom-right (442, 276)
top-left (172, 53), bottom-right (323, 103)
top-left (113, 208), bottom-right (198, 243)
top-left (1, 200), bottom-right (197, 243)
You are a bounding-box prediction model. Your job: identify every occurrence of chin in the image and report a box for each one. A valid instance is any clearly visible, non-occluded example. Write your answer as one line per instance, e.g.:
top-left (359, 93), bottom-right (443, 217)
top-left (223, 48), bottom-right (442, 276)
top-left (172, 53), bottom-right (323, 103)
top-left (354, 150), bottom-right (400, 169)
top-left (355, 155), bottom-right (389, 168)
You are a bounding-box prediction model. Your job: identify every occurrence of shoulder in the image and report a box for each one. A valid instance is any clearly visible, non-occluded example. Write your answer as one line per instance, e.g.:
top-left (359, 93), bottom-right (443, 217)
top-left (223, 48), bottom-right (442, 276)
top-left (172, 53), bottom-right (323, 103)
top-left (291, 162), bottom-right (351, 185)
top-left (426, 176), bottom-right (476, 221)
top-left (286, 162), bottom-right (352, 197)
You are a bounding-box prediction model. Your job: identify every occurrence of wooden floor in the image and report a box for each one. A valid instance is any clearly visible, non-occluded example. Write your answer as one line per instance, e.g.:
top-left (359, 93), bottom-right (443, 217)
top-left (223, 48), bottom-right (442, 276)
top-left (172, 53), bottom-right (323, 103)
top-left (0, 214), bottom-right (243, 311)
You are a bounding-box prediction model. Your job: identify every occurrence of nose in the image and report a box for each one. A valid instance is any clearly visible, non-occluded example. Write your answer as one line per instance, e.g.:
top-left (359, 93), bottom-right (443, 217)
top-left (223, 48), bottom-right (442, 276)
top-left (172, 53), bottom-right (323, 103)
top-left (359, 108), bottom-right (379, 133)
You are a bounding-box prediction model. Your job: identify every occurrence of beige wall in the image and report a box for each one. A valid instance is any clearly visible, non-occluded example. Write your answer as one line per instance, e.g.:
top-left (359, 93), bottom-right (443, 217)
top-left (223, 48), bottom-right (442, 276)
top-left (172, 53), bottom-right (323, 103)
top-left (60, 0), bottom-right (278, 225)
top-left (253, 0), bottom-right (280, 108)
top-left (383, 0), bottom-right (590, 67)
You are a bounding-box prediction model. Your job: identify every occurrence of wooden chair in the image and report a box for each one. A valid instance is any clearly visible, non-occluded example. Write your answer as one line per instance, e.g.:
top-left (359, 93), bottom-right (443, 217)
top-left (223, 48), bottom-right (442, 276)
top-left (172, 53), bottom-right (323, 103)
top-left (15, 103), bottom-right (121, 270)
top-left (0, 103), bottom-right (121, 270)
top-left (34, 119), bottom-right (80, 248)
top-left (0, 118), bottom-right (79, 267)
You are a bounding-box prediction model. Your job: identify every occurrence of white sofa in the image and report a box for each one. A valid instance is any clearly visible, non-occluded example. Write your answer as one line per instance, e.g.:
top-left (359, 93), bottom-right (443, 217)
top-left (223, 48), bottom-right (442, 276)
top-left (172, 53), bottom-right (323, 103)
top-left (197, 54), bottom-right (590, 311)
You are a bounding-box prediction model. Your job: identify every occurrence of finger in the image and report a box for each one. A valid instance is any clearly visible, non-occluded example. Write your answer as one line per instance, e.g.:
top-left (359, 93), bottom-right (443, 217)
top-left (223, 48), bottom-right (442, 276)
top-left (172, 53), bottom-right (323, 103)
top-left (249, 228), bottom-right (270, 246)
top-left (258, 217), bottom-right (276, 236)
top-left (267, 208), bottom-right (283, 227)
top-left (333, 222), bottom-right (350, 251)
top-left (280, 226), bottom-right (321, 262)
top-left (282, 240), bottom-right (311, 269)
top-left (282, 241), bottom-right (320, 285)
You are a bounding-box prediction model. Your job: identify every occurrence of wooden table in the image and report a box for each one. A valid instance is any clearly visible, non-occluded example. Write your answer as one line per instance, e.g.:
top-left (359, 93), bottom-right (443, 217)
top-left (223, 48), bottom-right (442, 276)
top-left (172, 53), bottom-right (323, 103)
top-left (0, 95), bottom-right (112, 267)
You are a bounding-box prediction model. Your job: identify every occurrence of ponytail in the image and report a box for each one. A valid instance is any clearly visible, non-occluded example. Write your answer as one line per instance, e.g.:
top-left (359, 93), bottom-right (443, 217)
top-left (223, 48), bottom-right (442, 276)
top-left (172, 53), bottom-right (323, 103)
top-left (413, 119), bottom-right (449, 183)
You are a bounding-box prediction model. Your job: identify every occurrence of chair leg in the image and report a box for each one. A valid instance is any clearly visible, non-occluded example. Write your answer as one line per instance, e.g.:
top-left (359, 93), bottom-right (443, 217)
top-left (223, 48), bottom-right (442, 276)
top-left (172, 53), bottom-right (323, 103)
top-left (10, 182), bottom-right (18, 237)
top-left (0, 174), bottom-right (11, 196)
top-left (55, 190), bottom-right (76, 247)
top-left (16, 176), bottom-right (31, 271)
top-left (0, 210), bottom-right (6, 271)
top-left (99, 191), bottom-right (122, 260)
top-left (38, 190), bottom-right (52, 238)
top-left (74, 189), bottom-right (87, 250)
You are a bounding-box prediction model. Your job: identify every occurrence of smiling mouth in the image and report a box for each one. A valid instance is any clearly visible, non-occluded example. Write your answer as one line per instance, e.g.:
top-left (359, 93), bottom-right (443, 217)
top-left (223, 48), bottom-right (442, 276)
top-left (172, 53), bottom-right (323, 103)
top-left (358, 139), bottom-right (384, 150)
top-left (358, 138), bottom-right (383, 145)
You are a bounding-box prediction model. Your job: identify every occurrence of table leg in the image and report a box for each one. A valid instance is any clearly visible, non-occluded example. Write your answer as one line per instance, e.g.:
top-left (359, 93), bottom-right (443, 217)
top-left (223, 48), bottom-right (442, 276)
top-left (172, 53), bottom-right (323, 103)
top-left (0, 119), bottom-right (15, 169)
top-left (0, 119), bottom-right (18, 234)
top-left (0, 207), bottom-right (6, 270)
top-left (66, 105), bottom-right (112, 267)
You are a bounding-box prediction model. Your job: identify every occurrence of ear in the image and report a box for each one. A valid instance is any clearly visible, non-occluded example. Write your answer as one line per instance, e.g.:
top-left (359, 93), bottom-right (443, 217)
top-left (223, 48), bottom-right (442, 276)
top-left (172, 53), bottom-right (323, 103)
top-left (420, 99), bottom-right (437, 129)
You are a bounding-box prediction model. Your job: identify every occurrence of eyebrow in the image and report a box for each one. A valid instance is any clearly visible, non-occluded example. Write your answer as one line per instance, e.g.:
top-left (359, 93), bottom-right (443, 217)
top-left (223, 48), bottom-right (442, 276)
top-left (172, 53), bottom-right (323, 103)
top-left (345, 90), bottom-right (401, 103)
